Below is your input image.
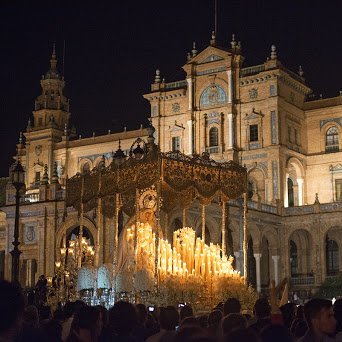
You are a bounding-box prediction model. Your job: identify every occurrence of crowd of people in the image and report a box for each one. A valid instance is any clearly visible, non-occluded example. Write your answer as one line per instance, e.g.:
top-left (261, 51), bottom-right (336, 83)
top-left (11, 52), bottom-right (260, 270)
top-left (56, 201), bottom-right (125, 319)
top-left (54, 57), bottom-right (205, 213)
top-left (0, 279), bottom-right (341, 341)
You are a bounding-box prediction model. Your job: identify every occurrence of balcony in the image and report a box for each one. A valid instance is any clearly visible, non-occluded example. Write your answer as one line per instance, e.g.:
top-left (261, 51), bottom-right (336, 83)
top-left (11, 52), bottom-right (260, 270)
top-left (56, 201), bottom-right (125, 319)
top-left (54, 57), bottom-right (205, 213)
top-left (290, 274), bottom-right (315, 286)
top-left (325, 145), bottom-right (339, 153)
top-left (205, 146), bottom-right (221, 155)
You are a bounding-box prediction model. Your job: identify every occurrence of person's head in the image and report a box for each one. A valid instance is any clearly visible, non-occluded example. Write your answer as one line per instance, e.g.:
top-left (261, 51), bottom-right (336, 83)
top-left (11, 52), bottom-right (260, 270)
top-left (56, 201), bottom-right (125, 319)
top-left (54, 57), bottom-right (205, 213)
top-left (136, 303), bottom-right (148, 325)
top-left (63, 301), bottom-right (76, 319)
top-left (180, 304), bottom-right (194, 322)
top-left (0, 280), bottom-right (25, 339)
top-left (260, 324), bottom-right (293, 342)
top-left (280, 302), bottom-right (297, 329)
top-left (334, 298), bottom-right (342, 332)
top-left (207, 309), bottom-right (222, 328)
top-left (224, 327), bottom-right (260, 342)
top-left (40, 318), bottom-right (63, 342)
top-left (296, 305), bottom-right (304, 320)
top-left (253, 298), bottom-right (271, 319)
top-left (69, 305), bottom-right (102, 341)
top-left (293, 320), bottom-right (308, 338)
top-left (109, 301), bottom-right (138, 335)
top-left (95, 305), bottom-right (108, 330)
top-left (223, 297), bottom-right (241, 315)
top-left (180, 316), bottom-right (200, 328)
top-left (303, 298), bottom-right (336, 335)
top-left (159, 306), bottom-right (179, 330)
top-left (22, 305), bottom-right (39, 329)
top-left (221, 313), bottom-right (247, 336)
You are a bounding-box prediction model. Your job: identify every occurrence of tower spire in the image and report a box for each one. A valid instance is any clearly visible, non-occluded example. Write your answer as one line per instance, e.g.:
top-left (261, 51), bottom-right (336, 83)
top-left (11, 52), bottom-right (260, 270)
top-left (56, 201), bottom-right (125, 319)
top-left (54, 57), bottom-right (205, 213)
top-left (50, 42), bottom-right (57, 70)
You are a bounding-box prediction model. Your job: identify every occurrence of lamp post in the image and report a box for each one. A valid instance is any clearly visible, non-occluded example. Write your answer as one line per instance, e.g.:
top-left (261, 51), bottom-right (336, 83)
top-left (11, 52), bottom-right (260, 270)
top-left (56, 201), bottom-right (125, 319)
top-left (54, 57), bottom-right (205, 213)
top-left (10, 159), bottom-right (25, 284)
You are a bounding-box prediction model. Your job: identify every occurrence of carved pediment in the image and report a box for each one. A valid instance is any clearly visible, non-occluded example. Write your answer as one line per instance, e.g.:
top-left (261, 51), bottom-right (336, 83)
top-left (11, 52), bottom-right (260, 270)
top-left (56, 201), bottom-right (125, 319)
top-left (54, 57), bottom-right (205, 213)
top-left (244, 108), bottom-right (264, 120)
top-left (200, 54), bottom-right (224, 64)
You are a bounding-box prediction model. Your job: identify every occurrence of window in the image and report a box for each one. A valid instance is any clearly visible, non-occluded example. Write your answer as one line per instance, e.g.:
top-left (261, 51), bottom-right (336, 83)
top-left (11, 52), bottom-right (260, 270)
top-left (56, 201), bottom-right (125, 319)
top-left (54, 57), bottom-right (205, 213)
top-left (326, 126), bottom-right (339, 152)
top-left (35, 172), bottom-right (40, 185)
top-left (288, 178), bottom-right (294, 207)
top-left (209, 127), bottom-right (219, 146)
top-left (249, 124), bottom-right (258, 142)
top-left (270, 85), bottom-right (276, 96)
top-left (172, 136), bottom-right (180, 151)
top-left (288, 126), bottom-right (292, 143)
top-left (247, 181), bottom-right (254, 199)
top-left (326, 238), bottom-right (339, 276)
top-left (336, 179), bottom-right (342, 201)
top-left (294, 129), bottom-right (298, 144)
top-left (290, 240), bottom-right (298, 276)
top-left (38, 117), bottom-right (43, 126)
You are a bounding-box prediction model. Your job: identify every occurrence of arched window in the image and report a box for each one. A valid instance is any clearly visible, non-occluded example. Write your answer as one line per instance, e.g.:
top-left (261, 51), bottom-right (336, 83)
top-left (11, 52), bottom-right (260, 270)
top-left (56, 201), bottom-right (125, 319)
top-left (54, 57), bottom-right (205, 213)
top-left (326, 126), bottom-right (339, 152)
top-left (209, 127), bottom-right (219, 147)
top-left (290, 240), bottom-right (298, 276)
top-left (81, 162), bottom-right (90, 174)
top-left (326, 237), bottom-right (339, 275)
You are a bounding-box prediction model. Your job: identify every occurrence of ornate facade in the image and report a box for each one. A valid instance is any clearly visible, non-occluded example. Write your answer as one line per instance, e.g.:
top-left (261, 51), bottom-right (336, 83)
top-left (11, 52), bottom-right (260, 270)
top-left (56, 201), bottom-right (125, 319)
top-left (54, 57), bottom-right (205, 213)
top-left (1, 35), bottom-right (342, 299)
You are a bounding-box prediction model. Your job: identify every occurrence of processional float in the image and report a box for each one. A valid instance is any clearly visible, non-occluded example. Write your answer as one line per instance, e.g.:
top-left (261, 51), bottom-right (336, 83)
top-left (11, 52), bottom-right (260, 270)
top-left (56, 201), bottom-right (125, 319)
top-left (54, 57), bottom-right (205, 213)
top-left (60, 126), bottom-right (255, 310)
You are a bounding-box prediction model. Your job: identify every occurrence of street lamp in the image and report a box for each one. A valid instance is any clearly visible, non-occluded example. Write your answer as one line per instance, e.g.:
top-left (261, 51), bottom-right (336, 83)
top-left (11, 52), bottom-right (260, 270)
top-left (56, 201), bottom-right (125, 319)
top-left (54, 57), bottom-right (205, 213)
top-left (10, 159), bottom-right (25, 284)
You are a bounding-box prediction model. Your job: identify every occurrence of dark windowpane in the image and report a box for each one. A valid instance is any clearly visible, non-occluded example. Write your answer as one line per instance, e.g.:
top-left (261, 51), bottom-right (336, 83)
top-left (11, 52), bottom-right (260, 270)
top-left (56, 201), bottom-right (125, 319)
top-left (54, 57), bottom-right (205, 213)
top-left (250, 125), bottom-right (258, 142)
top-left (209, 127), bottom-right (218, 146)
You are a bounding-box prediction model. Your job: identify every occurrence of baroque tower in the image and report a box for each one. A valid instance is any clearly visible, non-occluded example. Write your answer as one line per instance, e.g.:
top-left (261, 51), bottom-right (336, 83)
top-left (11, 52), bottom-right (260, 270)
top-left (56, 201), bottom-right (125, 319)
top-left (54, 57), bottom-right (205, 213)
top-left (24, 44), bottom-right (70, 189)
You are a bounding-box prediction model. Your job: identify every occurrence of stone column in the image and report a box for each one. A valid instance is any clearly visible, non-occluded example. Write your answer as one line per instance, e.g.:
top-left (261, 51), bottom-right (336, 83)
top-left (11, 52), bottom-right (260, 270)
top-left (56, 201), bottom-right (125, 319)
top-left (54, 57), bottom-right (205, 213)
top-left (202, 114), bottom-right (207, 153)
top-left (297, 178), bottom-right (304, 206)
top-left (254, 253), bottom-right (262, 292)
top-left (272, 255), bottom-right (280, 286)
top-left (227, 113), bottom-right (233, 149)
top-left (187, 78), bottom-right (193, 110)
top-left (227, 70), bottom-right (232, 103)
top-left (284, 173), bottom-right (289, 207)
top-left (187, 120), bottom-right (193, 155)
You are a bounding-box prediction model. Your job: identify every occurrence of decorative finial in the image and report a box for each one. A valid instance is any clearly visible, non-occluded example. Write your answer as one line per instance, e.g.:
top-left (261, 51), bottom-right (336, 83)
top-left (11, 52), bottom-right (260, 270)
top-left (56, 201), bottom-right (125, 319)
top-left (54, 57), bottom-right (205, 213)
top-left (124, 126), bottom-right (127, 132)
top-left (140, 124), bottom-right (143, 129)
top-left (41, 164), bottom-right (49, 185)
top-left (270, 45), bottom-right (277, 60)
top-left (210, 31), bottom-right (216, 45)
top-left (187, 52), bottom-right (191, 61)
top-left (51, 162), bottom-right (59, 184)
top-left (314, 193), bottom-right (320, 204)
top-left (92, 132), bottom-right (95, 138)
top-left (162, 78), bottom-right (165, 83)
top-left (154, 69), bottom-right (161, 83)
top-left (320, 94), bottom-right (323, 99)
top-left (79, 134), bottom-right (82, 139)
top-left (191, 42), bottom-right (197, 57)
top-left (19, 132), bottom-right (23, 144)
top-left (27, 118), bottom-right (32, 130)
top-left (298, 65), bottom-right (304, 77)
top-left (64, 123), bottom-right (68, 136)
top-left (230, 33), bottom-right (237, 49)
top-left (50, 42), bottom-right (57, 70)
top-left (108, 129), bottom-right (111, 135)
top-left (237, 41), bottom-right (242, 53)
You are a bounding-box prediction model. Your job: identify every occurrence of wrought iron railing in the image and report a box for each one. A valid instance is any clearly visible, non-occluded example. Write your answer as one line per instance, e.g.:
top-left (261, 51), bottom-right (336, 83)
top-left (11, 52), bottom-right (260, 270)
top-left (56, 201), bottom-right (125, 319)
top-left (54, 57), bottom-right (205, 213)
top-left (290, 275), bottom-right (315, 286)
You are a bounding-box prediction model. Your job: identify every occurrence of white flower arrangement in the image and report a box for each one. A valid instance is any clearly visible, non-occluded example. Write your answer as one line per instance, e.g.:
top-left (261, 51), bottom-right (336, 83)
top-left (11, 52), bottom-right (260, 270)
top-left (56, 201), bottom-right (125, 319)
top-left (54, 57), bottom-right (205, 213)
top-left (97, 264), bottom-right (111, 289)
top-left (77, 267), bottom-right (94, 291)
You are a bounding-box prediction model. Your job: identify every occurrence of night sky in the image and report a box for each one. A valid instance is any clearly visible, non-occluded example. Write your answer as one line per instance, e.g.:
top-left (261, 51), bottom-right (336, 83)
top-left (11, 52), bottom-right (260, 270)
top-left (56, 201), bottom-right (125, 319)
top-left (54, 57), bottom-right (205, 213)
top-left (1, 1), bottom-right (342, 177)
